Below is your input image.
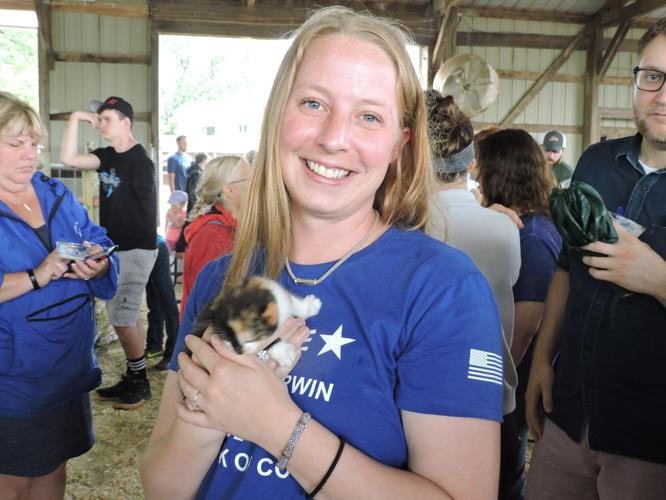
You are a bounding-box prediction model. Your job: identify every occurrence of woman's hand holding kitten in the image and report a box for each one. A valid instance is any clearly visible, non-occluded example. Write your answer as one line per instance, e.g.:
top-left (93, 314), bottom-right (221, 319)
top-left (176, 317), bottom-right (311, 436)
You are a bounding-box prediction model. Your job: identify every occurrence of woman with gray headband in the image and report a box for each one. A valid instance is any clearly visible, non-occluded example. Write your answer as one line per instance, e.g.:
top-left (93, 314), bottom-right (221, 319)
top-left (425, 90), bottom-right (522, 490)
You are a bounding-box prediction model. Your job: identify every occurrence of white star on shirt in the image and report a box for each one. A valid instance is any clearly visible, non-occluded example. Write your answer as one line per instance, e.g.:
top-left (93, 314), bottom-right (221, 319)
top-left (317, 325), bottom-right (355, 360)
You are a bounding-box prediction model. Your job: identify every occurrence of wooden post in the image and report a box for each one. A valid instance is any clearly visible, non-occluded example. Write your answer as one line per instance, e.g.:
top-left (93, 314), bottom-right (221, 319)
top-left (427, 45), bottom-right (437, 88)
top-left (34, 0), bottom-right (52, 170)
top-left (430, 2), bottom-right (460, 82)
top-left (149, 0), bottom-right (161, 211)
top-left (598, 19), bottom-right (631, 80)
top-left (583, 15), bottom-right (602, 149)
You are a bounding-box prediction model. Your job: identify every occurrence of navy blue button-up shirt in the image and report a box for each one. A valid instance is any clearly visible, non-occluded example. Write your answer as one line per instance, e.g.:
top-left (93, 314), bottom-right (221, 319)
top-left (551, 134), bottom-right (666, 464)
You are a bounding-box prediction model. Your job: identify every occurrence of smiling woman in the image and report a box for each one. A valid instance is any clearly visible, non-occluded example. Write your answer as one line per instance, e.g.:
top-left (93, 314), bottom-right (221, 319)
top-left (141, 7), bottom-right (504, 500)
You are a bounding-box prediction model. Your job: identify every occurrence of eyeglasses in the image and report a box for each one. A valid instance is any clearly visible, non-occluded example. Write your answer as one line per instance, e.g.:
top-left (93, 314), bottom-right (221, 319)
top-left (228, 178), bottom-right (248, 185)
top-left (633, 67), bottom-right (666, 92)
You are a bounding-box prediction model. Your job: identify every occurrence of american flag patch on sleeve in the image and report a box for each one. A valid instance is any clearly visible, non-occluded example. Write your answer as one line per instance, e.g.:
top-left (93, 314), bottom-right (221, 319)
top-left (467, 349), bottom-right (503, 385)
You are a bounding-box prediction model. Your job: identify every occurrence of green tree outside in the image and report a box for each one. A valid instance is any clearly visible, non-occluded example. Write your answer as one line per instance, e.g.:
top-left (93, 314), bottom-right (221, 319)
top-left (0, 26), bottom-right (38, 108)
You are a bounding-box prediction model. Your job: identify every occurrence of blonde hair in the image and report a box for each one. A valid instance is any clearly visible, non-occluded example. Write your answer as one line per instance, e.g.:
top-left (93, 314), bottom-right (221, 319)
top-left (0, 91), bottom-right (45, 141)
top-left (189, 155), bottom-right (248, 221)
top-left (225, 6), bottom-right (433, 289)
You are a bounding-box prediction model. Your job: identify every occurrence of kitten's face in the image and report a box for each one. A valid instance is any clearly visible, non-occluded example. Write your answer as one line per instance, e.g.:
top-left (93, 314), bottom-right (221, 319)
top-left (225, 277), bottom-right (279, 345)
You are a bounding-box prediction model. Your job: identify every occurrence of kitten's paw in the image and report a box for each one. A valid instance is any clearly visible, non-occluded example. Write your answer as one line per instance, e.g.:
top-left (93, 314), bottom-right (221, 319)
top-left (269, 341), bottom-right (297, 368)
top-left (303, 295), bottom-right (322, 318)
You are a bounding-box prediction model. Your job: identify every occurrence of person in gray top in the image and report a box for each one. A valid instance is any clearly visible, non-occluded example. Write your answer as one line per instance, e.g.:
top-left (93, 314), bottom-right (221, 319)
top-left (425, 89), bottom-right (521, 415)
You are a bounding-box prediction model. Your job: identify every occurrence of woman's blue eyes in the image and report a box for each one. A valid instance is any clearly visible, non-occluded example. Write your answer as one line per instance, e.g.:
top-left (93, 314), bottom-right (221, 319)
top-left (304, 99), bottom-right (321, 110)
top-left (302, 100), bottom-right (380, 124)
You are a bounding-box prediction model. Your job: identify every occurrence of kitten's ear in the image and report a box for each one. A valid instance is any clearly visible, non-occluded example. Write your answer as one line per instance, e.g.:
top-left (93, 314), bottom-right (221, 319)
top-left (261, 301), bottom-right (279, 327)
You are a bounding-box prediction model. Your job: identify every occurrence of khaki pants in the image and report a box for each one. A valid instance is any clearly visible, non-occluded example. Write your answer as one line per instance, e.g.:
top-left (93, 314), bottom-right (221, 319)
top-left (526, 418), bottom-right (666, 500)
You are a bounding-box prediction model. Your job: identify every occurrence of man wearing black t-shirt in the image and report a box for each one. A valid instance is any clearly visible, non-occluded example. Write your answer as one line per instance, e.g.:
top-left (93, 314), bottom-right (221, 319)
top-left (61, 96), bottom-right (157, 410)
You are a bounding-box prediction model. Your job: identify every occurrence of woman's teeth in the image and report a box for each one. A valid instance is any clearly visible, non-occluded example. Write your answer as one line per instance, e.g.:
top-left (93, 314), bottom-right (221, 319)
top-left (306, 160), bottom-right (350, 179)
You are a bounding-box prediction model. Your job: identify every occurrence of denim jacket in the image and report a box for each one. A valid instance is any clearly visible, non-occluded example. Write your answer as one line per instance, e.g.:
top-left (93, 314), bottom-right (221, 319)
top-left (551, 134), bottom-right (666, 464)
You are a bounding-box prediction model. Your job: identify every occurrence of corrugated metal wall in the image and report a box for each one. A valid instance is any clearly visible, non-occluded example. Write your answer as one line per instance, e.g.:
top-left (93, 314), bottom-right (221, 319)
top-left (457, 15), bottom-right (642, 166)
top-left (49, 11), bottom-right (151, 161)
top-left (45, 7), bottom-right (646, 172)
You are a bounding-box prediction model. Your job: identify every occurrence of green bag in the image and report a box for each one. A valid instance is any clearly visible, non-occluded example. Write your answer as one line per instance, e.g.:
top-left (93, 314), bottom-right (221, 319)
top-left (549, 180), bottom-right (618, 255)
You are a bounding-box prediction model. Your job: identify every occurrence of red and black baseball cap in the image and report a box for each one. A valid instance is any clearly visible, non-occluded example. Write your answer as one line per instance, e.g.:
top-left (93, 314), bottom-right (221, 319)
top-left (89, 96), bottom-right (134, 122)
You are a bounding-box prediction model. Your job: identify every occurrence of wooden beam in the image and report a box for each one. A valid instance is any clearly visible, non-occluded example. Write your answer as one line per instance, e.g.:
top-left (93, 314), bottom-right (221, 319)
top-left (456, 31), bottom-right (639, 52)
top-left (601, 126), bottom-right (637, 138)
top-left (152, 0), bottom-right (442, 45)
top-left (633, 16), bottom-right (662, 30)
top-left (33, 0), bottom-right (54, 71)
top-left (54, 52), bottom-right (151, 65)
top-left (431, 3), bottom-right (459, 72)
top-left (0, 0), bottom-right (33, 9)
top-left (427, 45), bottom-right (437, 88)
top-left (499, 24), bottom-right (591, 127)
top-left (600, 107), bottom-right (634, 119)
top-left (460, 6), bottom-right (589, 24)
top-left (49, 1), bottom-right (149, 17)
top-left (474, 122), bottom-right (638, 138)
top-left (598, 19), bottom-right (631, 80)
top-left (50, 112), bottom-right (152, 122)
top-left (496, 69), bottom-right (633, 86)
top-left (153, 17), bottom-right (437, 46)
top-left (601, 0), bottom-right (666, 26)
top-left (583, 15), bottom-right (603, 148)
top-left (602, 75), bottom-right (636, 85)
top-left (149, 0), bottom-right (160, 207)
top-left (35, 1), bottom-right (50, 155)
top-left (473, 122), bottom-right (582, 134)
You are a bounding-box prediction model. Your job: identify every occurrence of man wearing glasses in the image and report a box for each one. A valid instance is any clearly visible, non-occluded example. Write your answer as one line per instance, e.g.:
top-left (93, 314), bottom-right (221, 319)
top-left (525, 17), bottom-right (666, 499)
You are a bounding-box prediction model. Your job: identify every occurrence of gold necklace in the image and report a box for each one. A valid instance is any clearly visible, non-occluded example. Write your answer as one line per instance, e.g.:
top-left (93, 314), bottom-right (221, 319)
top-left (285, 212), bottom-right (380, 286)
top-left (0, 192), bottom-right (33, 213)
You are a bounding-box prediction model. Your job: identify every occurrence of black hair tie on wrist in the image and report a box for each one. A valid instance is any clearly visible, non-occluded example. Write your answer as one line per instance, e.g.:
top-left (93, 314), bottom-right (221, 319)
top-left (307, 436), bottom-right (345, 499)
top-left (27, 268), bottom-right (40, 290)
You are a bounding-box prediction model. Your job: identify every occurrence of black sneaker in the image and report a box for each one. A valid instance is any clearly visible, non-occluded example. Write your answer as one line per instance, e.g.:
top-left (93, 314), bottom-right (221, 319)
top-left (112, 376), bottom-right (151, 410)
top-left (96, 373), bottom-right (132, 399)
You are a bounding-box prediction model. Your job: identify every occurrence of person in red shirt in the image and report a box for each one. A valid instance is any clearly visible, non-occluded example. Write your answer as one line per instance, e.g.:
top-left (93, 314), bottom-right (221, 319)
top-left (179, 155), bottom-right (250, 317)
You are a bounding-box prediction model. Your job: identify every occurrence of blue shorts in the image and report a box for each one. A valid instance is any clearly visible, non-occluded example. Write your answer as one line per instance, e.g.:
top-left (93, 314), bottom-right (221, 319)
top-left (0, 394), bottom-right (94, 477)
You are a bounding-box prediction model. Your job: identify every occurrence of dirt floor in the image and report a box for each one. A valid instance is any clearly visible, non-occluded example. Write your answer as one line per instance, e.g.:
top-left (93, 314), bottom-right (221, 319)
top-left (64, 306), bottom-right (167, 500)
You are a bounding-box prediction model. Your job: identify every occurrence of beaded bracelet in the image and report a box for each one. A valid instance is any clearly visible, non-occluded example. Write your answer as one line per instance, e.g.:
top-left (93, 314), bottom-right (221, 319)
top-left (307, 436), bottom-right (346, 499)
top-left (277, 411), bottom-right (311, 470)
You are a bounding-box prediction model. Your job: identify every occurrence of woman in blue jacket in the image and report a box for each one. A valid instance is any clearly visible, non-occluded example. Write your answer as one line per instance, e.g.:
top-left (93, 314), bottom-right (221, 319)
top-left (0, 91), bottom-right (118, 498)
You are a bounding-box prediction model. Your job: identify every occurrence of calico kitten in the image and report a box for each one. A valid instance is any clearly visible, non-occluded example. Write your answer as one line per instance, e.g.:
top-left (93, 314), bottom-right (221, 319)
top-left (189, 276), bottom-right (321, 367)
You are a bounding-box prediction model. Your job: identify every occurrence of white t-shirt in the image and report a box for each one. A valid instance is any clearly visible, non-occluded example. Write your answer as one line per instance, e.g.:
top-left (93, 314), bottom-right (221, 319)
top-left (639, 159), bottom-right (659, 175)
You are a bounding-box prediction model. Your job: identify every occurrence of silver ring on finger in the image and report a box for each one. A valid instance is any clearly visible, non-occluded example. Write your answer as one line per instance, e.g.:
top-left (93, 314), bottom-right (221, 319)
top-left (256, 350), bottom-right (270, 362)
top-left (186, 390), bottom-right (201, 411)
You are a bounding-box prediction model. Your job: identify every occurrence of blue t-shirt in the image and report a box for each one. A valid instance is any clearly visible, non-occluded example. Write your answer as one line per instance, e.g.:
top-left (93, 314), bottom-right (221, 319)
top-left (513, 214), bottom-right (562, 303)
top-left (167, 152), bottom-right (189, 191)
top-left (171, 226), bottom-right (503, 499)
top-left (511, 214), bottom-right (562, 424)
